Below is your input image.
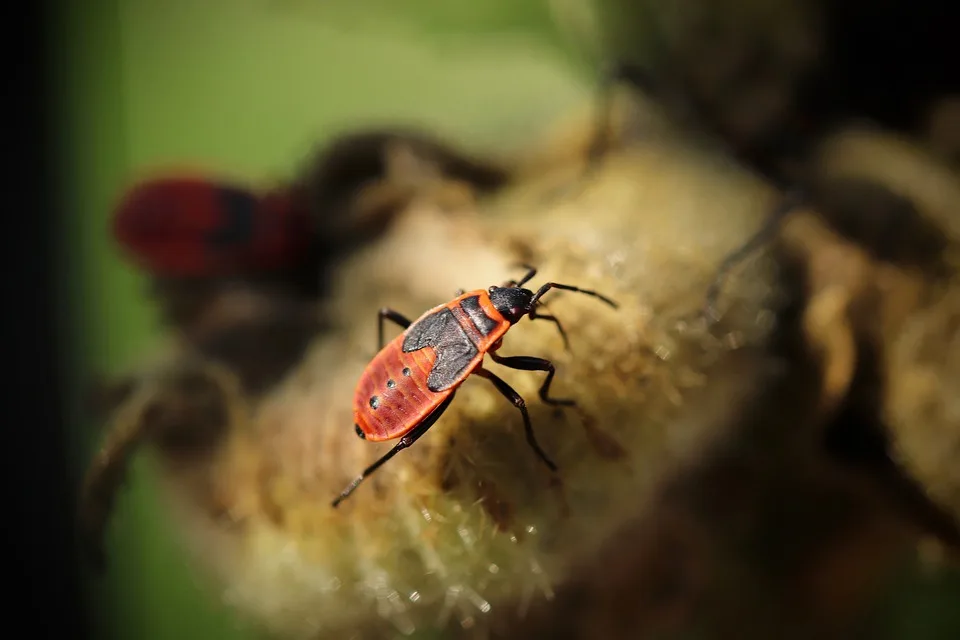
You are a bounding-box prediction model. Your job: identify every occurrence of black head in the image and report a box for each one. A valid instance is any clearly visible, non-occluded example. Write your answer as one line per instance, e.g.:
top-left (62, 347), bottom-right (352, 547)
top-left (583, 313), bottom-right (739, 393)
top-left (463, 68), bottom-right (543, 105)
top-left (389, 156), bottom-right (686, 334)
top-left (488, 286), bottom-right (535, 324)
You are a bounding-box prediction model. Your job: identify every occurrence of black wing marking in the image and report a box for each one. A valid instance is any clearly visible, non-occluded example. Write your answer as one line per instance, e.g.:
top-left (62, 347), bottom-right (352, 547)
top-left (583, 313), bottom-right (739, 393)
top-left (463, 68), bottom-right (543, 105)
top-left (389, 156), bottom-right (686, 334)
top-left (208, 186), bottom-right (256, 251)
top-left (402, 308), bottom-right (453, 352)
top-left (459, 295), bottom-right (499, 335)
top-left (402, 308), bottom-right (478, 392)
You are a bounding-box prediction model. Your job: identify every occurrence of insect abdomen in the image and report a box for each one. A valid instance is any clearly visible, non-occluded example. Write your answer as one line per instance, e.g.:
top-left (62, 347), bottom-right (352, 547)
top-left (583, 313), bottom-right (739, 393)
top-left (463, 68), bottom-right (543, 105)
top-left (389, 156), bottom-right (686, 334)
top-left (354, 336), bottom-right (446, 441)
top-left (354, 292), bottom-right (508, 440)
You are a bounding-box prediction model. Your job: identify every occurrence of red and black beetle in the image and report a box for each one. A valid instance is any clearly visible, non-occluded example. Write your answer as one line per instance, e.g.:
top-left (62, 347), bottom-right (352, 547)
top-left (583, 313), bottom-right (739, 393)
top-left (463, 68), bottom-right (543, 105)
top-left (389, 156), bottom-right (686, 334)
top-left (332, 265), bottom-right (619, 507)
top-left (112, 174), bottom-right (312, 278)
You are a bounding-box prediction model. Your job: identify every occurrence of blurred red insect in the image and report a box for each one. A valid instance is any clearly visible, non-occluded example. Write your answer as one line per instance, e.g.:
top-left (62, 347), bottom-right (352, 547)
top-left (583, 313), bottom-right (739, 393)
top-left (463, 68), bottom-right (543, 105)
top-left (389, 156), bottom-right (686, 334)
top-left (112, 173), bottom-right (313, 278)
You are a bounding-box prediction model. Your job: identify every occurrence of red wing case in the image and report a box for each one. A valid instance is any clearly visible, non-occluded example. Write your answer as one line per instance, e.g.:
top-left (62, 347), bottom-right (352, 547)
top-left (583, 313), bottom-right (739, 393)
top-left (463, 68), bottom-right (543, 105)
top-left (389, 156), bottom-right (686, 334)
top-left (112, 175), bottom-right (311, 278)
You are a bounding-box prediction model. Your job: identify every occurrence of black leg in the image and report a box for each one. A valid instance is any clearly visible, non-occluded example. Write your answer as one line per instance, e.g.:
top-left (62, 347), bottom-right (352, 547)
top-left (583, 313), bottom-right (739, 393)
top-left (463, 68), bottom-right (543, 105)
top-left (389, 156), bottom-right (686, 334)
top-left (378, 307), bottom-right (411, 350)
top-left (702, 189), bottom-right (806, 322)
top-left (489, 352), bottom-right (575, 407)
top-left (529, 307), bottom-right (570, 351)
top-left (332, 393), bottom-right (456, 508)
top-left (501, 264), bottom-right (537, 289)
top-left (514, 264), bottom-right (537, 288)
top-left (474, 367), bottom-right (558, 472)
top-left (531, 282), bottom-right (619, 309)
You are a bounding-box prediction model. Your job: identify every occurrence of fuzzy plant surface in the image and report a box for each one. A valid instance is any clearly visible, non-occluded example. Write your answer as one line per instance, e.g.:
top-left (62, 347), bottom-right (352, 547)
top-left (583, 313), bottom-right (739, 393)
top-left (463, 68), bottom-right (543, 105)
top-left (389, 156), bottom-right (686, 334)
top-left (83, 97), bottom-right (960, 639)
top-left (70, 2), bottom-right (960, 639)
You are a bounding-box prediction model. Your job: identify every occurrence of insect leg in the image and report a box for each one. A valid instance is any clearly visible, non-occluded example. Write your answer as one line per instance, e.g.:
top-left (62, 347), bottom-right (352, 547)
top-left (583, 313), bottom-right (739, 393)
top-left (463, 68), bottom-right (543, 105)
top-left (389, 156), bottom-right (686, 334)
top-left (514, 264), bottom-right (537, 287)
top-left (702, 189), bottom-right (806, 322)
top-left (378, 307), bottom-right (411, 349)
top-left (528, 307), bottom-right (570, 351)
top-left (489, 352), bottom-right (575, 407)
top-left (500, 264), bottom-right (538, 289)
top-left (474, 367), bottom-right (558, 472)
top-left (332, 392), bottom-right (456, 508)
top-left (531, 282), bottom-right (619, 309)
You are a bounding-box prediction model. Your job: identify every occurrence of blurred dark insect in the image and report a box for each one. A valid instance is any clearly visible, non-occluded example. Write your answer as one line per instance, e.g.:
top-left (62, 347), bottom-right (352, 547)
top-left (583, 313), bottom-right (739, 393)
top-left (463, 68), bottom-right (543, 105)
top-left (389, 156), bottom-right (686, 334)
top-left (108, 171), bottom-right (323, 398)
top-left (124, 129), bottom-right (507, 311)
top-left (112, 175), bottom-right (312, 279)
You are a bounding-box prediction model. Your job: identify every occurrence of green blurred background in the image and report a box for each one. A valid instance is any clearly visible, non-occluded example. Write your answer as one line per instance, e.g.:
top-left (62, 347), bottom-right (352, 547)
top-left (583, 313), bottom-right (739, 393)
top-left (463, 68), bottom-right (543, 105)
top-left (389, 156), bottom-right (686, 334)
top-left (56, 1), bottom-right (959, 638)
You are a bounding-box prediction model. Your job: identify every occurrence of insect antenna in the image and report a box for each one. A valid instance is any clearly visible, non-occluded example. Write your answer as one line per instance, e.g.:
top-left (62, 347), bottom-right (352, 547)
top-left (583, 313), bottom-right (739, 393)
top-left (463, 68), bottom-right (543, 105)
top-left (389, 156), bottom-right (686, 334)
top-left (531, 282), bottom-right (619, 309)
top-left (703, 189), bottom-right (804, 322)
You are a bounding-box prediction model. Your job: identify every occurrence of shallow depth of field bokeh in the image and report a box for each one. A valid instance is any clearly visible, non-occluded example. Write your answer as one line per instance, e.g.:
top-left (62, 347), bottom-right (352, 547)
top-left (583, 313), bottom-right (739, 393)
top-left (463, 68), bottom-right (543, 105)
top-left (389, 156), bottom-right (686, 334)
top-left (59, 1), bottom-right (959, 638)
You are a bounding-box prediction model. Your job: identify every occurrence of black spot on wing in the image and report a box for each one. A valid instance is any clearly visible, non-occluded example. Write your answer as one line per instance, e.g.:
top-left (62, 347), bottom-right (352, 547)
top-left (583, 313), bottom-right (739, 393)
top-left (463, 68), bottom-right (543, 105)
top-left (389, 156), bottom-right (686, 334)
top-left (460, 295), bottom-right (498, 335)
top-left (402, 308), bottom-right (478, 392)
